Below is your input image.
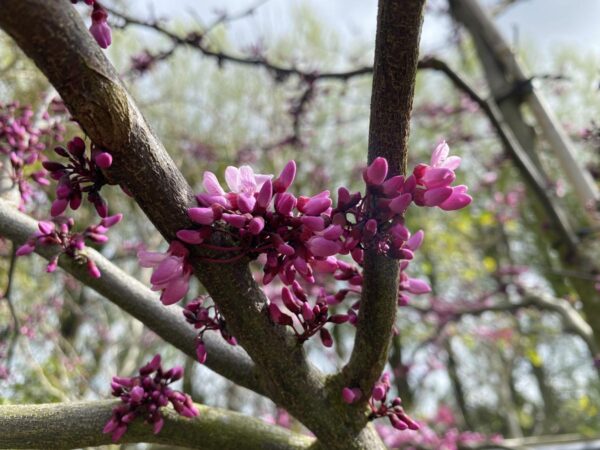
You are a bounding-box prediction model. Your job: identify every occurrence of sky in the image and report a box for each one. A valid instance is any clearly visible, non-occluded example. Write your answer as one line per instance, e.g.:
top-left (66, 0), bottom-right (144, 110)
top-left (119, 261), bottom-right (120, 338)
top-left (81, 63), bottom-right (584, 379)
top-left (122, 0), bottom-right (600, 58)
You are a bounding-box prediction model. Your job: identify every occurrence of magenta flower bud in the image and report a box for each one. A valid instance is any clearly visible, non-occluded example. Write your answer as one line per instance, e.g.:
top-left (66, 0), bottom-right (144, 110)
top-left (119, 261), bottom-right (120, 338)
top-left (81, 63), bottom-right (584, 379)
top-left (342, 387), bottom-right (359, 404)
top-left (322, 224), bottom-right (343, 240)
top-left (307, 237), bottom-right (342, 258)
top-left (257, 179), bottom-right (273, 209)
top-left (176, 229), bottom-right (204, 244)
top-left (382, 175), bottom-right (405, 196)
top-left (275, 193), bottom-right (297, 215)
top-left (67, 137), bottom-right (86, 158)
top-left (94, 151), bottom-right (113, 169)
top-left (50, 198), bottom-right (68, 216)
top-left (400, 414), bottom-right (420, 431)
top-left (16, 242), bottom-right (35, 256)
top-left (406, 278), bottom-right (431, 294)
top-left (405, 230), bottom-right (424, 251)
top-left (237, 193), bottom-right (256, 213)
top-left (93, 196), bottom-right (108, 218)
top-left (152, 417), bottom-right (165, 435)
top-left (46, 257), bottom-right (58, 273)
top-left (90, 7), bottom-right (112, 49)
top-left (277, 243), bottom-right (295, 256)
top-left (188, 207), bottom-right (215, 225)
top-left (439, 185), bottom-right (472, 211)
top-left (273, 160), bottom-right (296, 193)
top-left (351, 248), bottom-right (364, 264)
top-left (397, 294), bottom-right (410, 306)
top-left (365, 219), bottom-right (377, 234)
top-left (42, 161), bottom-right (66, 172)
top-left (420, 167), bottom-right (455, 188)
top-left (196, 342), bottom-right (207, 364)
top-left (222, 213), bottom-right (247, 228)
top-left (389, 415), bottom-right (408, 431)
top-left (319, 328), bottom-right (333, 347)
top-left (337, 186), bottom-right (351, 208)
top-left (87, 259), bottom-right (101, 278)
top-left (303, 196), bottom-right (332, 216)
top-left (291, 280), bottom-right (307, 301)
top-left (141, 355), bottom-right (161, 375)
top-left (301, 216), bottom-right (325, 231)
top-left (101, 213), bottom-right (123, 228)
top-left (168, 366), bottom-right (184, 381)
top-left (70, 191), bottom-right (82, 210)
top-left (38, 221), bottom-right (55, 235)
top-left (423, 186), bottom-right (453, 206)
top-left (364, 157), bottom-right (388, 186)
top-left (248, 217), bottom-right (265, 235)
top-left (389, 193), bottom-right (412, 214)
top-left (372, 383), bottom-right (386, 401)
top-left (281, 287), bottom-right (301, 314)
top-left (55, 182), bottom-right (71, 199)
top-left (403, 174), bottom-right (417, 194)
top-left (129, 386), bottom-right (145, 403)
top-left (301, 301), bottom-right (314, 321)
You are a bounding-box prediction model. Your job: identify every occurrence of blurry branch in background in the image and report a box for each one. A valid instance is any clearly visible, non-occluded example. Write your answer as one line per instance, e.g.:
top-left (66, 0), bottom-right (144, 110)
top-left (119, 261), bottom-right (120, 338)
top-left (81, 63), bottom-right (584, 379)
top-left (408, 282), bottom-right (599, 371)
top-left (0, 198), bottom-right (265, 396)
top-left (450, 0), bottom-right (599, 214)
top-left (0, 400), bottom-right (313, 450)
top-left (448, 0), bottom-right (600, 354)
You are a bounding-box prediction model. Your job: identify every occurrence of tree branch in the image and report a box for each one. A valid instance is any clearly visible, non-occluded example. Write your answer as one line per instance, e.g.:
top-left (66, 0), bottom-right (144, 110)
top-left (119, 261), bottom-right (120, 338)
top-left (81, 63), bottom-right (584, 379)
top-left (340, 0), bottom-right (426, 394)
top-left (0, 198), bottom-right (264, 395)
top-left (0, 2), bottom-right (386, 447)
top-left (0, 400), bottom-right (312, 449)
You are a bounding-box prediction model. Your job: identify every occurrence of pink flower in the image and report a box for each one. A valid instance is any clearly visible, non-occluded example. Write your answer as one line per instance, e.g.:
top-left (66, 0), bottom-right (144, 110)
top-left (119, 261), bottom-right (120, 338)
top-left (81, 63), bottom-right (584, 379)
top-left (138, 241), bottom-right (192, 305)
top-left (439, 185), bottom-right (472, 211)
top-left (90, 6), bottom-right (111, 49)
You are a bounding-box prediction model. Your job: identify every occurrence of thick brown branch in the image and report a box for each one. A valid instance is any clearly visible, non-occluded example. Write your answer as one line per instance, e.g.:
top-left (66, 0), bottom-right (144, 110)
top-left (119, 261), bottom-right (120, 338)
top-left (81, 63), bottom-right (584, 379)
top-left (0, 400), bottom-right (312, 449)
top-left (0, 2), bottom-right (386, 447)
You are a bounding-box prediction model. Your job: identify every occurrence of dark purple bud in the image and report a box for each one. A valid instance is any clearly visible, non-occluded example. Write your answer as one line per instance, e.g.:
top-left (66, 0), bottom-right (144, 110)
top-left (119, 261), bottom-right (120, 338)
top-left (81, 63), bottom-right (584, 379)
top-left (319, 328), bottom-right (333, 347)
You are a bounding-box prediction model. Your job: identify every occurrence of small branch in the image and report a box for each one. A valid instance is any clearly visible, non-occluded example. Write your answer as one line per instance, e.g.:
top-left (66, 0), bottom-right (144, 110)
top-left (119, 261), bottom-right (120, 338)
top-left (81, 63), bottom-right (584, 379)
top-left (0, 198), bottom-right (264, 396)
top-left (107, 5), bottom-right (373, 83)
top-left (340, 0), bottom-right (426, 398)
top-left (0, 400), bottom-right (313, 450)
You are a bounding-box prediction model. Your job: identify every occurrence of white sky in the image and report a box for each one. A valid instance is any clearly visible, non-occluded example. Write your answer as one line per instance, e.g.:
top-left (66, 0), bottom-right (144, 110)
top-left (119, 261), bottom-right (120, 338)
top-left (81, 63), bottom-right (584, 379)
top-left (123, 0), bottom-right (600, 56)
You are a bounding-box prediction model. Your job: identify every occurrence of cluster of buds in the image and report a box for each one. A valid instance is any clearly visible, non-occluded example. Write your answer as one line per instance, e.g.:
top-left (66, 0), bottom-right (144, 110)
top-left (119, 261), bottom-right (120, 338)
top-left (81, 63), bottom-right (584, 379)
top-left (71, 0), bottom-right (112, 49)
top-left (15, 214), bottom-right (122, 277)
top-left (138, 241), bottom-right (193, 305)
top-left (183, 297), bottom-right (237, 364)
top-left (140, 142), bottom-right (470, 353)
top-left (104, 355), bottom-right (198, 442)
top-left (0, 102), bottom-right (65, 207)
top-left (174, 142), bottom-right (469, 290)
top-left (43, 137), bottom-right (113, 218)
top-left (268, 282), bottom-right (350, 346)
top-left (342, 373), bottom-right (419, 431)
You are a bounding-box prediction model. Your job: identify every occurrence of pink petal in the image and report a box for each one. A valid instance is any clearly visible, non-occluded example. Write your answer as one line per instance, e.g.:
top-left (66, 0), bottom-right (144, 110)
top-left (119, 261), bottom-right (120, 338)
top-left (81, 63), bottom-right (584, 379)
top-left (202, 171), bottom-right (225, 196)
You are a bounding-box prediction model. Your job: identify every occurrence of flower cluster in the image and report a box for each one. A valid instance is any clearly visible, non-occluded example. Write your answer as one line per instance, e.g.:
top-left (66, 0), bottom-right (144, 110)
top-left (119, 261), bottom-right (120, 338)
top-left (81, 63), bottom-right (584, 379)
top-left (104, 354), bottom-right (198, 442)
top-left (138, 241), bottom-right (193, 305)
top-left (343, 373), bottom-right (419, 431)
top-left (16, 214), bottom-right (122, 277)
top-left (0, 102), bottom-right (65, 207)
top-left (183, 296), bottom-right (237, 364)
top-left (43, 137), bottom-right (113, 218)
top-left (269, 282), bottom-right (350, 346)
top-left (139, 142), bottom-right (470, 359)
top-left (71, 0), bottom-right (112, 49)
